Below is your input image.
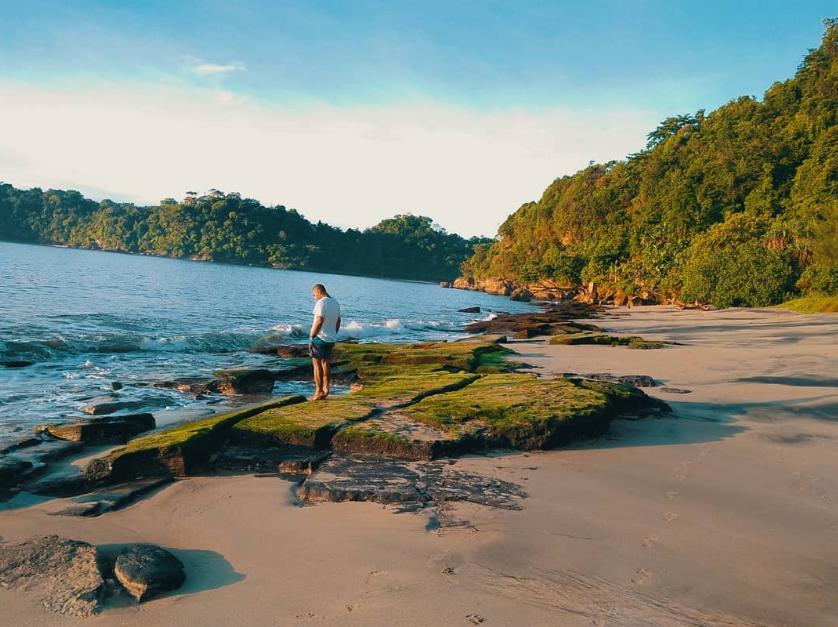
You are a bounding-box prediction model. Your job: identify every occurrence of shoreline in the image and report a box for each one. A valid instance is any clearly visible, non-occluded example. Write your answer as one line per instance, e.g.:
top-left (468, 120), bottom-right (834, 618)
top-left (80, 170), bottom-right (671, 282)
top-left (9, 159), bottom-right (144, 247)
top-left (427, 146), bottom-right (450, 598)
top-left (1, 306), bottom-right (837, 625)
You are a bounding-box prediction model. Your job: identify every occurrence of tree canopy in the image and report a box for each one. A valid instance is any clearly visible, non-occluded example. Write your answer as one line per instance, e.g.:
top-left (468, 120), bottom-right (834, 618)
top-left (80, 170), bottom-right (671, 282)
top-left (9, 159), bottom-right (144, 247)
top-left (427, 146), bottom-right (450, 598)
top-left (461, 19), bottom-right (838, 306)
top-left (0, 186), bottom-right (487, 283)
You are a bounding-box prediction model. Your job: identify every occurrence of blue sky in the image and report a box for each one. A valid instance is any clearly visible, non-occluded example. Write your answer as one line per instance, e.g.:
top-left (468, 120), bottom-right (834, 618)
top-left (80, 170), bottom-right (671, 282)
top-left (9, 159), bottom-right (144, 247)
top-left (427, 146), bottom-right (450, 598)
top-left (0, 1), bottom-right (834, 235)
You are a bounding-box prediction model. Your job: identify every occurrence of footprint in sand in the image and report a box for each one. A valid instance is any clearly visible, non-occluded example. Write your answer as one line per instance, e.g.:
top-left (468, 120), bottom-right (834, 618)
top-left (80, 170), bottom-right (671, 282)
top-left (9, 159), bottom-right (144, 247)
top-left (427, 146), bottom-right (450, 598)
top-left (642, 534), bottom-right (658, 548)
top-left (663, 512), bottom-right (678, 523)
top-left (631, 568), bottom-right (652, 584)
top-left (665, 490), bottom-right (679, 499)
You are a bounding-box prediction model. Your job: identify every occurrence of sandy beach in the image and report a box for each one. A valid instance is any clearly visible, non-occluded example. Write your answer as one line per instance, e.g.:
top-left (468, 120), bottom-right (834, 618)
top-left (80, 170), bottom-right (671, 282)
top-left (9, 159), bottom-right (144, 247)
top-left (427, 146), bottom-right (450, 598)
top-left (2, 306), bottom-right (837, 626)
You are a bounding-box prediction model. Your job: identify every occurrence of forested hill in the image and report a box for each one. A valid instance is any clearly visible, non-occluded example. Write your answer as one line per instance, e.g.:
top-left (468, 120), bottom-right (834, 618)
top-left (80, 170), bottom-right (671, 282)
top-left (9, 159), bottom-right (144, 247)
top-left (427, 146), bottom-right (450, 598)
top-left (0, 185), bottom-right (487, 282)
top-left (461, 19), bottom-right (838, 307)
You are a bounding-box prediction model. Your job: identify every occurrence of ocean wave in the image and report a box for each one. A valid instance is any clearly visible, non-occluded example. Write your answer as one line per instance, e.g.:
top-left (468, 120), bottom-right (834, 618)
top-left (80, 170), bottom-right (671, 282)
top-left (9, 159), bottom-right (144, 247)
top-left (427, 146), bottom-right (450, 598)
top-left (0, 316), bottom-right (467, 363)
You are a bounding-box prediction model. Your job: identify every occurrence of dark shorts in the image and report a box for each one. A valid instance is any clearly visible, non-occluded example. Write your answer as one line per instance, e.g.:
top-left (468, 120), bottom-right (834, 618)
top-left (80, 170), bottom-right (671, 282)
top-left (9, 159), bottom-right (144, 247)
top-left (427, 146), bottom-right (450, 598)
top-left (309, 339), bottom-right (335, 360)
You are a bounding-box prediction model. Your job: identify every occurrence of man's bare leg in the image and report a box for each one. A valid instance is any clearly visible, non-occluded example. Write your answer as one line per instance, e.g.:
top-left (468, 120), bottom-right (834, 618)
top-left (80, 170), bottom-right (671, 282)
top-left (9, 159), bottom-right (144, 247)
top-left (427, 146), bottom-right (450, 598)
top-left (311, 358), bottom-right (324, 400)
top-left (322, 360), bottom-right (331, 398)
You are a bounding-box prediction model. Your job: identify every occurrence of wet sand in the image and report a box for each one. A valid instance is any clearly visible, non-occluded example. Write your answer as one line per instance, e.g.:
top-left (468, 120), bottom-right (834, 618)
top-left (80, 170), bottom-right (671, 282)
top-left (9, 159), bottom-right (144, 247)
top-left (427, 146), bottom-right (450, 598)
top-left (1, 306), bottom-right (837, 626)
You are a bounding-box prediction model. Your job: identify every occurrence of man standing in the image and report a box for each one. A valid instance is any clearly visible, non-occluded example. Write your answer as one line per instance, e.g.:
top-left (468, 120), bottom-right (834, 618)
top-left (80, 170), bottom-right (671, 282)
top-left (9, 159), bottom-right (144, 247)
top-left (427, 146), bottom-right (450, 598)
top-left (309, 283), bottom-right (341, 400)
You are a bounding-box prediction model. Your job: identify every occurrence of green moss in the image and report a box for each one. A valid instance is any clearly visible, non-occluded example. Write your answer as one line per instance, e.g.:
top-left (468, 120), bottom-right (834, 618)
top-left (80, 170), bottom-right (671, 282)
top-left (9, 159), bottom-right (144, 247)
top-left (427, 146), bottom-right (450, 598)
top-left (231, 395), bottom-right (378, 448)
top-left (549, 333), bottom-right (664, 349)
top-left (402, 374), bottom-right (618, 449)
top-left (233, 366), bottom-right (479, 447)
top-left (776, 295), bottom-right (838, 313)
top-left (86, 395), bottom-right (305, 481)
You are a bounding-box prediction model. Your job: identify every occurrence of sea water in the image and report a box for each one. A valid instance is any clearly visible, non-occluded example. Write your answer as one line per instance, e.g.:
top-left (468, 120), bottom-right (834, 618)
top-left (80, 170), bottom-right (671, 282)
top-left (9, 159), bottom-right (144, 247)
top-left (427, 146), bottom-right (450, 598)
top-left (0, 241), bottom-right (532, 446)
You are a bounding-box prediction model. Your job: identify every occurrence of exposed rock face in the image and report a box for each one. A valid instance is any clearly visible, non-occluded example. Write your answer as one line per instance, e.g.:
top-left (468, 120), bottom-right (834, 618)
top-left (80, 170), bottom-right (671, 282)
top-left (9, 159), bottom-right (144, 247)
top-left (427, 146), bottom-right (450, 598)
top-left (114, 545), bottom-right (185, 602)
top-left (53, 477), bottom-right (172, 517)
top-left (81, 399), bottom-right (149, 415)
top-left (42, 413), bottom-right (155, 443)
top-left (449, 275), bottom-right (662, 306)
top-left (463, 303), bottom-right (603, 338)
top-left (155, 376), bottom-right (220, 395)
top-left (85, 397), bottom-right (305, 484)
top-left (0, 536), bottom-right (105, 617)
top-left (214, 368), bottom-right (276, 394)
top-left (577, 373), bottom-right (657, 388)
top-left (458, 306), bottom-right (481, 313)
top-left (298, 454), bottom-right (527, 512)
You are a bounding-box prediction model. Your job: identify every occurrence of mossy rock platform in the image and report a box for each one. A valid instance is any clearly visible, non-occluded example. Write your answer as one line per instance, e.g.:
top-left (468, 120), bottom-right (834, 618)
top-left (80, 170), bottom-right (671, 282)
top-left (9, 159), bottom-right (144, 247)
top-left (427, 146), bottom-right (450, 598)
top-left (85, 341), bottom-right (668, 486)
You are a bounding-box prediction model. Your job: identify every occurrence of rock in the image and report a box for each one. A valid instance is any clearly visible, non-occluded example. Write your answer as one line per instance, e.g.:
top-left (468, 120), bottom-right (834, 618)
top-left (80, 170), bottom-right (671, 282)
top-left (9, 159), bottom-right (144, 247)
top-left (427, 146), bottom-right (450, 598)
top-left (440, 281), bottom-right (452, 288)
top-left (53, 477), bottom-right (172, 517)
top-left (41, 413), bottom-right (155, 443)
top-left (114, 544), bottom-right (185, 602)
top-left (581, 373), bottom-right (657, 388)
top-left (457, 306), bottom-right (481, 313)
top-left (1, 360), bottom-right (34, 368)
top-left (213, 445), bottom-right (330, 477)
top-left (0, 535), bottom-right (105, 617)
top-left (661, 387), bottom-right (692, 394)
top-left (0, 456), bottom-right (33, 490)
top-left (1, 433), bottom-right (84, 462)
top-left (85, 397), bottom-right (305, 484)
top-left (510, 288), bottom-right (533, 302)
top-left (25, 472), bottom-right (91, 497)
top-left (110, 381), bottom-right (124, 391)
top-left (214, 368), bottom-right (276, 395)
top-left (298, 454), bottom-right (527, 512)
top-left (81, 399), bottom-right (148, 415)
top-left (155, 376), bottom-right (220, 395)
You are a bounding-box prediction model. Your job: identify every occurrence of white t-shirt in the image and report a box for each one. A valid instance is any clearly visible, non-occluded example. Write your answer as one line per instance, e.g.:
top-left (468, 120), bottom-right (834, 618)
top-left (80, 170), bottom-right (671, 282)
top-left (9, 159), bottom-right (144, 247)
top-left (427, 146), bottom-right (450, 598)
top-left (312, 296), bottom-right (341, 343)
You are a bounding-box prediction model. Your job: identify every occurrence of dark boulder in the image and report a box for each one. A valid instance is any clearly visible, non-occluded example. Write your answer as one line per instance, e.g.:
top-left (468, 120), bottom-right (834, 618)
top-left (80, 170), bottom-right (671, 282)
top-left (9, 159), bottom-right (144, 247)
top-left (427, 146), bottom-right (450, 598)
top-left (457, 306), bottom-right (481, 313)
top-left (0, 456), bottom-right (33, 490)
top-left (114, 544), bottom-right (185, 602)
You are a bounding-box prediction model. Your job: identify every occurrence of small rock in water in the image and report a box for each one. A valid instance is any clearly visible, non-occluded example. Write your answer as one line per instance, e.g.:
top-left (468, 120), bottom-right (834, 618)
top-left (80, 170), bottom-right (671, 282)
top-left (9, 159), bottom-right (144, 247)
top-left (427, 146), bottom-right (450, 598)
top-left (114, 544), bottom-right (186, 602)
top-left (110, 381), bottom-right (124, 391)
top-left (1, 360), bottom-right (34, 368)
top-left (458, 306), bottom-right (481, 313)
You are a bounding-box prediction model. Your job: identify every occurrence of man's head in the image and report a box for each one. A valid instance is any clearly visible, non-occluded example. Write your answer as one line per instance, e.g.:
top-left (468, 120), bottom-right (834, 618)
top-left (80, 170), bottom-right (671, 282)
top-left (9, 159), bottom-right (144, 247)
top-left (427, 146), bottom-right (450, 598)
top-left (311, 283), bottom-right (328, 299)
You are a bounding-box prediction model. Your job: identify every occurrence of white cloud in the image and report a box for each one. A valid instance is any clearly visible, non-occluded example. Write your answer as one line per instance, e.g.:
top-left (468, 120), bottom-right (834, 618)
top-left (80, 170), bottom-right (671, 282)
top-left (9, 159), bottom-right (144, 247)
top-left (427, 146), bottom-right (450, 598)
top-left (190, 61), bottom-right (245, 75)
top-left (0, 82), bottom-right (655, 237)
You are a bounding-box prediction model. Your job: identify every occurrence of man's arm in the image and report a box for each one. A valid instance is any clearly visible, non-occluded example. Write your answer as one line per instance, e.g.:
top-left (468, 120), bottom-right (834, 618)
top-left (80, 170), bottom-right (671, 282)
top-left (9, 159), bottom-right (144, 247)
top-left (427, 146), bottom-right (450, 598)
top-left (310, 315), bottom-right (324, 340)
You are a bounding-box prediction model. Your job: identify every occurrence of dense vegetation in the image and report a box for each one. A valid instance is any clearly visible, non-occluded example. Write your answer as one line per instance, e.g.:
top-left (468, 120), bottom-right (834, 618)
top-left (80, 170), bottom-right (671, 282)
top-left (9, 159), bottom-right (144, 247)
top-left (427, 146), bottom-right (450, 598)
top-left (462, 20), bottom-right (838, 307)
top-left (0, 186), bottom-right (486, 282)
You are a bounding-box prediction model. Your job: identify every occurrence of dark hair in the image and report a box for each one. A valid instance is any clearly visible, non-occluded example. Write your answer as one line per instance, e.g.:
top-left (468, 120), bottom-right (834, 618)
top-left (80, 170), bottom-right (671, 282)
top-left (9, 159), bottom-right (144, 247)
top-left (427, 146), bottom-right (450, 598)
top-left (312, 283), bottom-right (328, 296)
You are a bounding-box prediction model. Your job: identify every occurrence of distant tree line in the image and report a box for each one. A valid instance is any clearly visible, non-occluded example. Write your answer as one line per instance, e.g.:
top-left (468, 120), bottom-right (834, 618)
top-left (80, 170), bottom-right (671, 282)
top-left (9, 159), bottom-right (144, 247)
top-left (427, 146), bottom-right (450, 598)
top-left (0, 186), bottom-right (487, 282)
top-left (461, 19), bottom-right (838, 307)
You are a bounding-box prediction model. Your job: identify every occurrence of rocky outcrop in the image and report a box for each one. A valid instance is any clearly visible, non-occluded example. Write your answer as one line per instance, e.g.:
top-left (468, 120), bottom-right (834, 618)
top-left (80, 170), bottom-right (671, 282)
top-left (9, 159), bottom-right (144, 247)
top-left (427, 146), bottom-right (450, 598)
top-left (449, 275), bottom-right (663, 307)
top-left (40, 413), bottom-right (155, 443)
top-left (53, 477), bottom-right (172, 517)
top-left (214, 368), bottom-right (276, 394)
top-left (85, 396), bottom-right (305, 484)
top-left (114, 545), bottom-right (185, 602)
top-left (298, 454), bottom-right (527, 512)
top-left (463, 303), bottom-right (602, 339)
top-left (81, 398), bottom-right (150, 416)
top-left (549, 333), bottom-right (665, 349)
top-left (0, 536), bottom-right (105, 617)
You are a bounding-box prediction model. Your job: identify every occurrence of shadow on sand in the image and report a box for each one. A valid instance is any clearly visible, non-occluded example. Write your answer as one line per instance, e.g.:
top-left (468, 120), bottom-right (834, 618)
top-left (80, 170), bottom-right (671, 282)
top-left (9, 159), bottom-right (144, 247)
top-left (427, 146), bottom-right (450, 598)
top-left (98, 543), bottom-right (245, 603)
